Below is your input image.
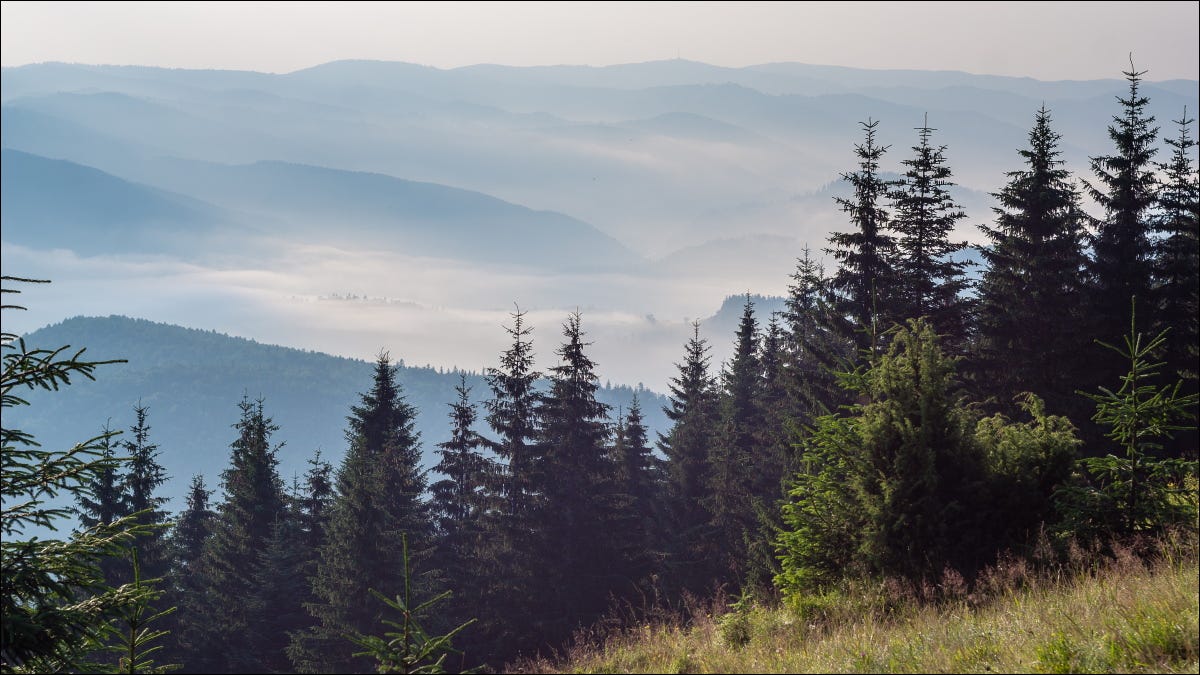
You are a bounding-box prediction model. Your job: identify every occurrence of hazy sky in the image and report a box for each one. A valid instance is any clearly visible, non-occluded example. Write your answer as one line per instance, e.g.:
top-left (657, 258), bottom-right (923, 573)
top-left (2, 1), bottom-right (1197, 81)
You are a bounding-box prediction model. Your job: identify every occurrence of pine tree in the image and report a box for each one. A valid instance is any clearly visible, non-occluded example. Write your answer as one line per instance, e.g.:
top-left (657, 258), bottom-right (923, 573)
top-left (707, 295), bottom-right (763, 580)
top-left (974, 106), bottom-right (1091, 421)
top-left (657, 321), bottom-right (719, 594)
top-left (296, 355), bottom-right (431, 673)
top-left (889, 115), bottom-right (973, 349)
top-left (1084, 60), bottom-right (1161, 400)
top-left (536, 311), bottom-right (615, 642)
top-left (1151, 108), bottom-right (1199, 459)
top-left (201, 396), bottom-right (288, 673)
top-left (827, 118), bottom-right (900, 348)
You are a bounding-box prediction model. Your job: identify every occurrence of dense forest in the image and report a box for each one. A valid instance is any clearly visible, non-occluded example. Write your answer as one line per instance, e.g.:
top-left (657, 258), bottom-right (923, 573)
top-left (2, 64), bottom-right (1197, 673)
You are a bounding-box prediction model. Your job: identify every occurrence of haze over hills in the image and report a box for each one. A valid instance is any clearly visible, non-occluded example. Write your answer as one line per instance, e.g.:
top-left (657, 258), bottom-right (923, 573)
top-left (2, 58), bottom-right (1196, 392)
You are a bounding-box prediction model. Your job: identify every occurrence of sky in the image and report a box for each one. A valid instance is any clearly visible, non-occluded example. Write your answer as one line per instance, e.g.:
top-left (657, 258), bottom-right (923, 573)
top-left (2, 1), bottom-right (1198, 81)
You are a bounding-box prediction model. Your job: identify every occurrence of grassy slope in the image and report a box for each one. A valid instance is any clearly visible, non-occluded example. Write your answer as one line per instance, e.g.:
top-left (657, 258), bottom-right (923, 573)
top-left (533, 552), bottom-right (1198, 674)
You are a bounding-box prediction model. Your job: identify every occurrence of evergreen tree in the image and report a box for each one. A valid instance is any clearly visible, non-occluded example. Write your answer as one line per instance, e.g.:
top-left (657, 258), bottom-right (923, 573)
top-left (827, 118), bottom-right (900, 348)
top-left (974, 106), bottom-right (1090, 421)
top-left (475, 307), bottom-right (544, 661)
top-left (1084, 61), bottom-right (1161, 398)
top-left (783, 249), bottom-right (848, 421)
top-left (1151, 108), bottom-right (1199, 459)
top-left (484, 307), bottom-right (543, 524)
top-left (429, 373), bottom-right (495, 662)
top-left (888, 116), bottom-right (973, 349)
top-left (296, 451), bottom-right (335, 560)
top-left (162, 475), bottom-right (217, 673)
top-left (201, 396), bottom-right (288, 673)
top-left (743, 314), bottom-right (795, 595)
top-left (431, 375), bottom-right (493, 560)
top-left (120, 404), bottom-right (171, 580)
top-left (707, 295), bottom-right (763, 580)
top-left (249, 516), bottom-right (311, 674)
top-left (657, 321), bottom-right (719, 594)
top-left (608, 395), bottom-right (663, 596)
top-left (296, 355), bottom-right (430, 673)
top-left (75, 425), bottom-right (125, 531)
top-left (536, 311), bottom-right (615, 642)
top-left (2, 276), bottom-right (156, 671)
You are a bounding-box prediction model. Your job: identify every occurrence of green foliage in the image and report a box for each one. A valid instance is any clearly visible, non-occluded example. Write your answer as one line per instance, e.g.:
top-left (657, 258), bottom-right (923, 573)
top-left (1056, 304), bottom-right (1199, 537)
top-left (1, 276), bottom-right (163, 672)
top-left (776, 320), bottom-right (1081, 598)
top-left (350, 536), bottom-right (476, 675)
top-left (92, 548), bottom-right (178, 675)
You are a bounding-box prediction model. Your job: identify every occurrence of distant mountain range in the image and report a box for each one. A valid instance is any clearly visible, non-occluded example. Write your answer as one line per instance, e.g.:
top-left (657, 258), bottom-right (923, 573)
top-left (4, 58), bottom-right (1194, 259)
top-left (1, 147), bottom-right (638, 270)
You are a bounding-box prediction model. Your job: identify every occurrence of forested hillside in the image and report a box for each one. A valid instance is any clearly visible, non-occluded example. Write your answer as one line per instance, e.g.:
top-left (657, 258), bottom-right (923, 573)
top-left (9, 314), bottom-right (669, 514)
top-left (3, 58), bottom-right (1197, 675)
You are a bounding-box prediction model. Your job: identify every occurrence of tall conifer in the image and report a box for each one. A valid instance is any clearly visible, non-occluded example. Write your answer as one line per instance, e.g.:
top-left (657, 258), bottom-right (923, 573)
top-left (828, 118), bottom-right (900, 348)
top-left (201, 397), bottom-right (288, 673)
top-left (1152, 109), bottom-right (1199, 458)
top-left (889, 116), bottom-right (972, 349)
top-left (974, 106), bottom-right (1090, 420)
top-left (1085, 61), bottom-right (1161, 397)
top-left (707, 295), bottom-right (763, 581)
top-left (297, 355), bottom-right (430, 673)
top-left (657, 321), bottom-right (719, 594)
top-left (536, 311), bottom-right (615, 642)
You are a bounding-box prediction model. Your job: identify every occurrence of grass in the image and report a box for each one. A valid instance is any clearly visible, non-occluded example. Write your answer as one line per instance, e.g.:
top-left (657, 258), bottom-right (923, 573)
top-left (520, 538), bottom-right (1199, 674)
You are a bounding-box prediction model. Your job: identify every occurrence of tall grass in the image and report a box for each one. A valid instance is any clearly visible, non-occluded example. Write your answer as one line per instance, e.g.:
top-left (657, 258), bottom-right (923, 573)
top-left (519, 533), bottom-right (1198, 673)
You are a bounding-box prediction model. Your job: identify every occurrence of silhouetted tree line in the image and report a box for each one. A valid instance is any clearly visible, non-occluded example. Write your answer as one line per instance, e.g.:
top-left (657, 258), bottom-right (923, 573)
top-left (3, 63), bottom-right (1195, 673)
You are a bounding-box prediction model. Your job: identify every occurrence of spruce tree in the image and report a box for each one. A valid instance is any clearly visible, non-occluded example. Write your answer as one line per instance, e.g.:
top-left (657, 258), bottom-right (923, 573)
top-left (827, 118), bottom-right (900, 348)
top-left (431, 375), bottom-right (493, 562)
top-left (476, 307), bottom-right (544, 660)
top-left (296, 355), bottom-right (430, 674)
top-left (249, 515), bottom-right (311, 674)
top-left (608, 395), bottom-right (663, 596)
top-left (974, 106), bottom-right (1090, 421)
top-left (75, 426), bottom-right (125, 531)
top-left (162, 475), bottom-right (217, 672)
top-left (1084, 61), bottom-right (1161, 400)
top-left (657, 321), bottom-right (719, 594)
top-left (120, 404), bottom-right (170, 580)
top-left (1152, 108), bottom-right (1199, 459)
top-left (707, 295), bottom-right (763, 581)
top-left (889, 115), bottom-right (973, 349)
top-left (536, 311), bottom-right (615, 642)
top-left (429, 373), bottom-right (495, 660)
top-left (201, 396), bottom-right (288, 673)
top-left (783, 248), bottom-right (847, 421)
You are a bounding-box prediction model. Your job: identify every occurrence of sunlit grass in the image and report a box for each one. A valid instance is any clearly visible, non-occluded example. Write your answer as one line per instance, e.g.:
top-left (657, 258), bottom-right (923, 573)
top-left (524, 540), bottom-right (1199, 674)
